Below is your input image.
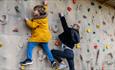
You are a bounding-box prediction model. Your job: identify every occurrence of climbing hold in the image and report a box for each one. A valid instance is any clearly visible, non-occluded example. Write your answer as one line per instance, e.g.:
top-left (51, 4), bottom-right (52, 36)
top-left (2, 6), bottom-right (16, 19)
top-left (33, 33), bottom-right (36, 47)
top-left (112, 16), bottom-right (114, 23)
top-left (87, 8), bottom-right (90, 12)
top-left (93, 32), bottom-right (96, 34)
top-left (97, 40), bottom-right (100, 42)
top-left (0, 42), bottom-right (3, 48)
top-left (76, 43), bottom-right (80, 48)
top-left (102, 64), bottom-right (104, 70)
top-left (13, 28), bottom-right (19, 32)
top-left (83, 15), bottom-right (87, 19)
top-left (91, 2), bottom-right (95, 6)
top-left (50, 11), bottom-right (53, 14)
top-left (88, 23), bottom-right (90, 26)
top-left (78, 20), bottom-right (81, 24)
top-left (15, 6), bottom-right (20, 13)
top-left (55, 39), bottom-right (61, 46)
top-left (103, 49), bottom-right (105, 52)
top-left (85, 28), bottom-right (92, 33)
top-left (87, 49), bottom-right (90, 52)
top-left (72, 0), bottom-right (77, 4)
top-left (102, 21), bottom-right (106, 25)
top-left (98, 5), bottom-right (102, 9)
top-left (96, 24), bottom-right (100, 29)
top-left (67, 6), bottom-right (72, 12)
top-left (20, 65), bottom-right (25, 70)
top-left (104, 44), bottom-right (110, 49)
top-left (111, 38), bottom-right (114, 42)
top-left (94, 44), bottom-right (98, 49)
top-left (95, 11), bottom-right (97, 14)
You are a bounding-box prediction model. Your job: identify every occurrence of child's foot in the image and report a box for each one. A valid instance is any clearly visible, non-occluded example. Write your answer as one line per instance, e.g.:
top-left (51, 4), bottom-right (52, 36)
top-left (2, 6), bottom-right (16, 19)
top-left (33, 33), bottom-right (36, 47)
top-left (20, 59), bottom-right (33, 65)
top-left (58, 63), bottom-right (68, 69)
top-left (51, 61), bottom-right (57, 67)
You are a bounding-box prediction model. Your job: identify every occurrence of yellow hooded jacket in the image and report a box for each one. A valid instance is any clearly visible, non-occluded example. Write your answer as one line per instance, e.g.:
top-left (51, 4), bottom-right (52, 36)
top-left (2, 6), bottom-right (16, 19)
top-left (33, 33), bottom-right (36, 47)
top-left (26, 5), bottom-right (52, 42)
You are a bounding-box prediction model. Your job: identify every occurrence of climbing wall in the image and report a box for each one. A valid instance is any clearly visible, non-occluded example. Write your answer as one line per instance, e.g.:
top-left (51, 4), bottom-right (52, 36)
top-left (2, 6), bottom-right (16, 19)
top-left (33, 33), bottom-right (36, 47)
top-left (0, 0), bottom-right (115, 70)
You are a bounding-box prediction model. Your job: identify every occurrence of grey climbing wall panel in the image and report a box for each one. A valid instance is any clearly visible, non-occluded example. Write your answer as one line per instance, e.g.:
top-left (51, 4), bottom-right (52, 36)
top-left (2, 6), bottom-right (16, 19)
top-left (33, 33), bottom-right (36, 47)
top-left (0, 0), bottom-right (115, 70)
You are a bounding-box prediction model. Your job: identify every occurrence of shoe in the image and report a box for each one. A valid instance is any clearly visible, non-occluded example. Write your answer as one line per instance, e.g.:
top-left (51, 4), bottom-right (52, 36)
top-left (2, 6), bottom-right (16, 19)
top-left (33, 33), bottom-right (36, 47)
top-left (20, 59), bottom-right (33, 65)
top-left (58, 63), bottom-right (68, 69)
top-left (51, 61), bottom-right (57, 67)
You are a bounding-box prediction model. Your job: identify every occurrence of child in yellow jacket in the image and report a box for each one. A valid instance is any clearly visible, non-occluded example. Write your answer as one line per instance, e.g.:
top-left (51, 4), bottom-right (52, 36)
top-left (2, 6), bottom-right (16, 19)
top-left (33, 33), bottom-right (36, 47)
top-left (20, 0), bottom-right (56, 67)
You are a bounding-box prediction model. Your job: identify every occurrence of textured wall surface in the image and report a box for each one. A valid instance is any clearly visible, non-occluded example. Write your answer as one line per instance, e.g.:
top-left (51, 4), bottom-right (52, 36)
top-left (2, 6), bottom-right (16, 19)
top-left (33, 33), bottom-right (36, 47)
top-left (0, 0), bottom-right (115, 70)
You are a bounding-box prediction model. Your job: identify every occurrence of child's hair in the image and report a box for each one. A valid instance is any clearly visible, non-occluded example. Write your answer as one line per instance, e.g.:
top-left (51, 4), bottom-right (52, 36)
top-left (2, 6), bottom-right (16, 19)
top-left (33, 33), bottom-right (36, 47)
top-left (33, 5), bottom-right (46, 16)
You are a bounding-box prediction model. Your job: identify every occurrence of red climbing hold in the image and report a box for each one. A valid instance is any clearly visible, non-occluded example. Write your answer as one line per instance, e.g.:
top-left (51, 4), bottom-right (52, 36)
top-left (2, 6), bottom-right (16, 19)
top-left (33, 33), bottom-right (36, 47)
top-left (72, 0), bottom-right (77, 4)
top-left (55, 39), bottom-right (61, 46)
top-left (94, 45), bottom-right (98, 49)
top-left (102, 64), bottom-right (104, 70)
top-left (67, 6), bottom-right (72, 12)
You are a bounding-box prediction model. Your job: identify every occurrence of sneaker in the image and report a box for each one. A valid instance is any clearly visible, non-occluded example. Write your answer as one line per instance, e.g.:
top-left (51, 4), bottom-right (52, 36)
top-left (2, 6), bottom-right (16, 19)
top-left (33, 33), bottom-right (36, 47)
top-left (20, 59), bottom-right (33, 65)
top-left (58, 63), bottom-right (68, 69)
top-left (51, 61), bottom-right (57, 67)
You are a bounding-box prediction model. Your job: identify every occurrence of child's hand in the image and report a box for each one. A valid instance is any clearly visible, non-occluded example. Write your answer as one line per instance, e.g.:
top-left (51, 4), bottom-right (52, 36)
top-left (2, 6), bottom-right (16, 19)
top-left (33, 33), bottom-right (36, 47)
top-left (43, 0), bottom-right (48, 5)
top-left (24, 16), bottom-right (29, 21)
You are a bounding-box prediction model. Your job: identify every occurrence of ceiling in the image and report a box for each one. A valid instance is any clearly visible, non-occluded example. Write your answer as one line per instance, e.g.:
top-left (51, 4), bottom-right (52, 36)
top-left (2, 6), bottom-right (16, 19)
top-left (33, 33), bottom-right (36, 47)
top-left (96, 0), bottom-right (115, 7)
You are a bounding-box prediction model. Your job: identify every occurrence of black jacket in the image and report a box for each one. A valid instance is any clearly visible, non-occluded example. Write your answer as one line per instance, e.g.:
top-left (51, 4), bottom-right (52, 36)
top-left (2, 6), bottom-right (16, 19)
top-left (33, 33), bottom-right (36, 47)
top-left (58, 15), bottom-right (80, 49)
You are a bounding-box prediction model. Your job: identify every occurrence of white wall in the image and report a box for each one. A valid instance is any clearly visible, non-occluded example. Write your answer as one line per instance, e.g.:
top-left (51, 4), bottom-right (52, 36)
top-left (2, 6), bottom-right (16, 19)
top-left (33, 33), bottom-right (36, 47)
top-left (0, 0), bottom-right (115, 70)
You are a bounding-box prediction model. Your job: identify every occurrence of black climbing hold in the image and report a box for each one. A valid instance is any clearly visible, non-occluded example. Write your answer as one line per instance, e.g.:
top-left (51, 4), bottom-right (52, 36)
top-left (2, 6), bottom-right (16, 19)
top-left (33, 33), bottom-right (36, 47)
top-left (98, 5), bottom-right (102, 9)
top-left (83, 15), bottom-right (87, 19)
top-left (112, 16), bottom-right (114, 23)
top-left (15, 6), bottom-right (20, 13)
top-left (95, 11), bottom-right (97, 14)
top-left (91, 2), bottom-right (95, 6)
top-left (78, 20), bottom-right (81, 23)
top-left (92, 16), bottom-right (94, 18)
top-left (93, 32), bottom-right (95, 34)
top-left (88, 23), bottom-right (90, 26)
top-left (87, 8), bottom-right (90, 12)
top-left (102, 21), bottom-right (106, 25)
top-left (87, 49), bottom-right (90, 52)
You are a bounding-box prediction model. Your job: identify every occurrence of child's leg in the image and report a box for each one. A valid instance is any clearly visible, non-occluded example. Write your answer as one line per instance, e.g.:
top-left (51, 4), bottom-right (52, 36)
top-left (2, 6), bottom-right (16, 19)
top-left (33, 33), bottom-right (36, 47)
top-left (51, 49), bottom-right (64, 63)
top-left (20, 42), bottom-right (38, 65)
top-left (66, 58), bottom-right (74, 70)
top-left (27, 42), bottom-right (38, 60)
top-left (64, 49), bottom-right (75, 70)
top-left (40, 43), bottom-right (56, 66)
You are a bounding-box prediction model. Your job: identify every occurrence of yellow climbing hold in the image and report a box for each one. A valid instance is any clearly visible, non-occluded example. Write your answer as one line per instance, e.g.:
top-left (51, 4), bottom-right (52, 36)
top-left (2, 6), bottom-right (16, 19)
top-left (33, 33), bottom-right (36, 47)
top-left (21, 65), bottom-right (25, 70)
top-left (96, 24), bottom-right (100, 29)
top-left (85, 28), bottom-right (92, 33)
top-left (76, 43), bottom-right (80, 48)
top-left (104, 44), bottom-right (110, 49)
top-left (0, 42), bottom-right (3, 48)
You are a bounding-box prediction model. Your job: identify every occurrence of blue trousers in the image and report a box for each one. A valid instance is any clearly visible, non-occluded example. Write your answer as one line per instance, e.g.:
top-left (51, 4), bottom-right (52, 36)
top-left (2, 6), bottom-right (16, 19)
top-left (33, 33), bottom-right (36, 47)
top-left (27, 42), bottom-right (54, 62)
top-left (51, 49), bottom-right (75, 70)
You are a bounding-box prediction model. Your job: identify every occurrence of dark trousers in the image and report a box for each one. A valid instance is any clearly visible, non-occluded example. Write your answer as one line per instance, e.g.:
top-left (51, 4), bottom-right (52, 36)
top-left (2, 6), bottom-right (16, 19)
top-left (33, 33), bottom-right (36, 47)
top-left (51, 49), bottom-right (75, 70)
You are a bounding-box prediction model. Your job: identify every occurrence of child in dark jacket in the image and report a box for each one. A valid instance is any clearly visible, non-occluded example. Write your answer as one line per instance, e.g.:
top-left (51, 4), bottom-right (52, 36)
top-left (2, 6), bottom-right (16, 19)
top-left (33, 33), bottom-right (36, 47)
top-left (51, 13), bottom-right (80, 70)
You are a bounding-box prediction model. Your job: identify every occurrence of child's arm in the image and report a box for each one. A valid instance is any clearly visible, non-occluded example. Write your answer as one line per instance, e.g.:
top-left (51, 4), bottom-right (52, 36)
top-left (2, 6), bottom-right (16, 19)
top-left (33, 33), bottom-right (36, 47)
top-left (59, 13), bottom-right (69, 31)
top-left (24, 19), bottom-right (39, 29)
